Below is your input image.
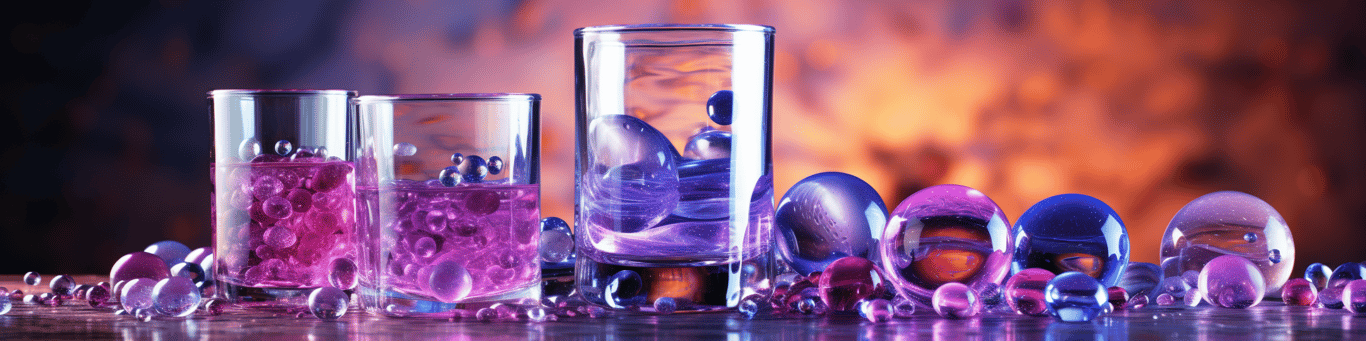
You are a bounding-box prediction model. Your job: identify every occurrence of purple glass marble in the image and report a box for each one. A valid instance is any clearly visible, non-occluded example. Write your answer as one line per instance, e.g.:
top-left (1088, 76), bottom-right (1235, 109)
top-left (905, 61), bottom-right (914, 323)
top-left (1317, 263), bottom-right (1365, 309)
top-left (1344, 280), bottom-right (1366, 313)
top-left (1044, 272), bottom-right (1108, 322)
top-left (1117, 261), bottom-right (1162, 298)
top-left (86, 285), bottom-right (111, 307)
top-left (1198, 254), bottom-right (1265, 308)
top-left (932, 282), bottom-right (981, 319)
top-left (23, 272), bottom-right (40, 286)
top-left (1281, 278), bottom-right (1316, 306)
top-left (581, 114), bottom-right (681, 234)
top-left (1005, 268), bottom-right (1056, 316)
top-left (1305, 262), bottom-right (1332, 290)
top-left (818, 257), bottom-right (888, 312)
top-left (204, 298), bottom-right (226, 316)
top-left (859, 298), bottom-right (893, 322)
top-left (0, 291), bottom-right (9, 315)
top-left (144, 240), bottom-right (191, 266)
top-left (120, 278), bottom-right (156, 312)
top-left (881, 184), bottom-right (1011, 307)
top-left (49, 275), bottom-right (77, 297)
top-left (308, 287), bottom-right (348, 319)
top-left (777, 172), bottom-right (887, 275)
top-left (1107, 287), bottom-right (1129, 310)
top-left (152, 277), bottom-right (200, 317)
top-left (110, 252), bottom-right (170, 284)
top-left (1160, 191), bottom-right (1294, 295)
top-left (1153, 276), bottom-right (1191, 302)
top-left (682, 128), bottom-right (732, 160)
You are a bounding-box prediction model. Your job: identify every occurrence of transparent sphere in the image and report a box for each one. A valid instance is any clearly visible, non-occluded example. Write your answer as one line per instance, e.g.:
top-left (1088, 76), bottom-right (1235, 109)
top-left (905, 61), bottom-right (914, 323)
top-left (152, 277), bottom-right (200, 317)
top-left (818, 257), bottom-right (888, 312)
top-left (706, 90), bottom-right (733, 125)
top-left (23, 272), bottom-right (40, 286)
top-left (738, 296), bottom-right (761, 319)
top-left (1281, 278), bottom-right (1317, 306)
top-left (1320, 263), bottom-right (1366, 309)
top-left (393, 142), bottom-right (417, 157)
top-left (1126, 294), bottom-right (1149, 309)
top-left (1005, 268), bottom-right (1056, 316)
top-left (1160, 191), bottom-right (1294, 295)
top-left (527, 307), bottom-right (550, 322)
top-left (135, 308), bottom-right (154, 322)
top-left (540, 228), bottom-right (574, 264)
top-left (427, 260), bottom-right (473, 302)
top-left (437, 166), bottom-right (462, 187)
top-left (1044, 272), bottom-right (1108, 322)
top-left (274, 140), bottom-right (293, 156)
top-left (1305, 263), bottom-right (1332, 290)
top-left (86, 285), bottom-right (111, 308)
top-left (892, 296), bottom-right (916, 318)
top-left (682, 129), bottom-right (732, 160)
top-left (457, 155), bottom-right (489, 183)
top-left (49, 275), bottom-right (77, 296)
top-left (1198, 255), bottom-right (1265, 308)
top-left (932, 282), bottom-right (981, 319)
top-left (859, 298), bottom-right (893, 322)
top-left (328, 258), bottom-right (358, 290)
top-left (1013, 194), bottom-right (1128, 287)
top-left (170, 262), bottom-right (207, 285)
top-left (881, 184), bottom-right (1011, 305)
top-left (1117, 262), bottom-right (1162, 298)
top-left (1156, 293), bottom-right (1176, 306)
top-left (606, 270), bottom-right (646, 308)
top-left (777, 172), bottom-right (887, 275)
top-left (581, 114), bottom-right (681, 233)
top-left (120, 278), bottom-right (157, 312)
top-left (1107, 287), bottom-right (1129, 310)
top-left (309, 287), bottom-right (349, 319)
top-left (239, 137), bottom-right (261, 160)
top-left (203, 298), bottom-right (226, 316)
top-left (0, 292), bottom-right (9, 315)
top-left (487, 156), bottom-right (504, 175)
top-left (653, 297), bottom-right (678, 315)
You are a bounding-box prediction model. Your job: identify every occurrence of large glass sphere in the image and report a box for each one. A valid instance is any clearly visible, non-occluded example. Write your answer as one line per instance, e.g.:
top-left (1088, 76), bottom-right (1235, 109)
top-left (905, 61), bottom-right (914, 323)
top-left (1012, 194), bottom-right (1129, 287)
top-left (880, 184), bottom-right (1011, 306)
top-left (1160, 191), bottom-right (1294, 296)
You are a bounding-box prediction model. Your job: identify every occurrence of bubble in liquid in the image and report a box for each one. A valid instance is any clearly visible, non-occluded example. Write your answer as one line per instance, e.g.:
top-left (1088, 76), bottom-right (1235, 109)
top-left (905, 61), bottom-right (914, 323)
top-left (86, 285), bottom-right (111, 308)
top-left (110, 252), bottom-right (171, 284)
top-left (776, 172), bottom-right (888, 276)
top-left (653, 297), bottom-right (678, 314)
top-left (818, 257), bottom-right (888, 312)
top-left (1014, 194), bottom-right (1129, 287)
top-left (439, 166), bottom-right (463, 187)
top-left (144, 240), bottom-right (191, 266)
top-left (263, 226), bottom-right (297, 249)
top-left (1045, 272), bottom-right (1108, 322)
top-left (458, 155), bottom-right (489, 183)
top-left (328, 258), bottom-right (358, 290)
top-left (1305, 263), bottom-right (1333, 290)
top-left (682, 129), bottom-right (732, 160)
top-left (1160, 191), bottom-right (1294, 294)
top-left (706, 90), bottom-right (734, 125)
top-left (932, 282), bottom-right (981, 319)
top-left (1198, 255), bottom-right (1265, 309)
top-left (262, 196), bottom-right (294, 220)
top-left (892, 296), bottom-right (916, 318)
top-left (120, 278), bottom-right (156, 312)
top-left (204, 298), bottom-right (226, 315)
top-left (582, 114), bottom-right (681, 233)
top-left (275, 140), bottom-right (293, 156)
top-left (151, 277), bottom-right (200, 317)
top-left (1005, 268), bottom-right (1056, 316)
top-left (1281, 278), bottom-right (1316, 306)
top-left (24, 272), bottom-right (40, 286)
top-left (859, 298), bottom-right (893, 322)
top-left (428, 260), bottom-right (473, 302)
top-left (49, 275), bottom-right (76, 296)
top-left (169, 262), bottom-right (206, 284)
top-left (606, 270), bottom-right (646, 309)
top-left (1317, 263), bottom-right (1365, 309)
top-left (488, 156), bottom-right (504, 175)
top-left (393, 142), bottom-right (417, 156)
top-left (309, 287), bottom-right (349, 319)
top-left (1117, 262), bottom-right (1162, 298)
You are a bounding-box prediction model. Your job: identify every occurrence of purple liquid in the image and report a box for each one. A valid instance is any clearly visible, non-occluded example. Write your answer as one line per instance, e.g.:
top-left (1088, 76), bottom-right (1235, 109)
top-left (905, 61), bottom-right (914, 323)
top-left (362, 184), bottom-right (539, 302)
top-left (214, 161), bottom-right (357, 288)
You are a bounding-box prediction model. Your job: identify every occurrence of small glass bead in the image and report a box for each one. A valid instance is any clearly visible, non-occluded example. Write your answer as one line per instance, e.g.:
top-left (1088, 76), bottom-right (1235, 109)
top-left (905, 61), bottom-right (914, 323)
top-left (439, 166), bottom-right (463, 187)
top-left (606, 270), bottom-right (646, 308)
top-left (428, 260), bottom-right (473, 302)
top-left (152, 277), bottom-right (200, 317)
top-left (450, 153), bottom-right (464, 165)
top-left (23, 272), bottom-right (40, 286)
top-left (1344, 280), bottom-right (1366, 314)
top-left (329, 258), bottom-right (358, 290)
top-left (393, 142), bottom-right (417, 156)
top-left (1198, 255), bottom-right (1265, 308)
top-left (275, 140), bottom-right (293, 156)
top-left (707, 90), bottom-right (734, 125)
top-left (653, 297), bottom-right (678, 315)
top-left (86, 285), bottom-right (111, 308)
top-left (49, 275), bottom-right (77, 296)
top-left (487, 156), bottom-right (504, 175)
top-left (1005, 268), bottom-right (1056, 316)
top-left (1156, 293), bottom-right (1175, 306)
top-left (1281, 278), bottom-right (1317, 306)
top-left (818, 257), bottom-right (888, 312)
top-left (1126, 294), bottom-right (1149, 309)
top-left (1107, 287), bottom-right (1129, 310)
top-left (1044, 272), bottom-right (1108, 322)
top-left (1183, 287), bottom-right (1203, 307)
top-left (932, 282), bottom-right (981, 319)
top-left (859, 298), bottom-right (893, 322)
top-left (120, 278), bottom-right (157, 312)
top-left (738, 298), bottom-right (760, 319)
top-left (475, 307), bottom-right (497, 322)
top-left (1318, 263), bottom-right (1366, 309)
top-left (308, 287), bottom-right (349, 319)
top-left (135, 308), bottom-right (154, 322)
top-left (458, 155), bottom-right (489, 183)
top-left (1305, 263), bottom-right (1332, 290)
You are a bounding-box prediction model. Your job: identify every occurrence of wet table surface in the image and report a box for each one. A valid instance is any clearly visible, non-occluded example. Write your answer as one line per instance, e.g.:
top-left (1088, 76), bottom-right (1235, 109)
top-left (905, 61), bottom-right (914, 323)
top-left (4, 275), bottom-right (1366, 340)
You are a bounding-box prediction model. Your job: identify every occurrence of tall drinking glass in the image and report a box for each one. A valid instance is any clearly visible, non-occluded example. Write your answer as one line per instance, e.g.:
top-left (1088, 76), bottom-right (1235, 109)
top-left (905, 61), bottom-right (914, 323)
top-left (210, 89), bottom-right (359, 307)
top-left (574, 24), bottom-right (776, 311)
top-left (356, 94), bottom-right (541, 316)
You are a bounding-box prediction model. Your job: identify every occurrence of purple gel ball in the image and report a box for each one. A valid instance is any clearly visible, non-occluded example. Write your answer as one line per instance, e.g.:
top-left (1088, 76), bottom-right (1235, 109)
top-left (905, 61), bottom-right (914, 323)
top-left (778, 172), bottom-right (887, 275)
top-left (1281, 278), bottom-right (1316, 306)
top-left (1199, 255), bottom-right (1265, 309)
top-left (881, 184), bottom-right (1011, 306)
top-left (932, 282), bottom-right (981, 319)
top-left (110, 252), bottom-right (171, 284)
top-left (428, 260), bottom-right (473, 302)
top-left (1005, 268), bottom-right (1056, 316)
top-left (1161, 191), bottom-right (1294, 295)
top-left (307, 162), bottom-right (352, 193)
top-left (818, 257), bottom-right (888, 312)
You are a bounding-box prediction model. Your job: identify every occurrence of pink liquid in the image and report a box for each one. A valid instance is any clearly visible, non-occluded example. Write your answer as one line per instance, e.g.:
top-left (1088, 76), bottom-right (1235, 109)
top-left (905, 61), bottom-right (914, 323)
top-left (360, 183), bottom-right (539, 302)
top-left (214, 161), bottom-right (357, 288)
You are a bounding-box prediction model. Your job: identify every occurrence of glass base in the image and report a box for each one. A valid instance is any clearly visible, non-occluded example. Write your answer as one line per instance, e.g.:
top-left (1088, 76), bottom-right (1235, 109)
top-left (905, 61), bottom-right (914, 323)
top-left (575, 249), bottom-right (775, 312)
top-left (360, 282), bottom-right (540, 318)
top-left (218, 283), bottom-right (320, 310)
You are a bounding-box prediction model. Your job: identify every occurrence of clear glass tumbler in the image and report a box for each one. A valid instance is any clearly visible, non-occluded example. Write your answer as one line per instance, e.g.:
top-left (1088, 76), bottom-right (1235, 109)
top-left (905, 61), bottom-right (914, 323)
top-left (210, 89), bottom-right (359, 307)
top-left (573, 24), bottom-right (776, 311)
top-left (356, 94), bottom-right (541, 316)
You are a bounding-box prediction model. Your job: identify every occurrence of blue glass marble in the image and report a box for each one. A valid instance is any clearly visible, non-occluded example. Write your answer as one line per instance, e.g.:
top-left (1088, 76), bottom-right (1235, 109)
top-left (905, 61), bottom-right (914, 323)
top-left (457, 155), bottom-right (489, 183)
top-left (653, 297), bottom-right (678, 314)
top-left (605, 270), bottom-right (646, 309)
top-left (488, 156), bottom-right (504, 175)
top-left (1013, 194), bottom-right (1129, 287)
top-left (144, 240), bottom-right (191, 266)
top-left (1161, 191), bottom-right (1294, 295)
top-left (450, 153), bottom-right (464, 165)
top-left (706, 90), bottom-right (734, 125)
top-left (776, 172), bottom-right (887, 276)
top-left (274, 140), bottom-right (293, 156)
top-left (152, 277), bottom-right (200, 317)
top-left (539, 217), bottom-right (575, 264)
top-left (1117, 262), bottom-right (1162, 297)
top-left (1198, 255), bottom-right (1264, 308)
top-left (880, 184), bottom-right (1011, 307)
top-left (1045, 272), bottom-right (1108, 322)
top-left (1305, 262), bottom-right (1332, 290)
top-left (308, 287), bottom-right (348, 319)
top-left (1317, 263), bottom-right (1366, 309)
top-left (682, 129), bottom-right (732, 160)
top-left (581, 115), bottom-right (681, 233)
top-left (438, 166), bottom-right (462, 187)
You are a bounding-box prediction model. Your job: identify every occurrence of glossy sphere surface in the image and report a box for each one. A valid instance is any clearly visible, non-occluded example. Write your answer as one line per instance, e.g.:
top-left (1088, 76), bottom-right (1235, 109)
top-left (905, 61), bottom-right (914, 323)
top-left (1107, 287), bottom-right (1129, 310)
top-left (1013, 194), bottom-right (1129, 286)
top-left (1160, 191), bottom-right (1294, 294)
top-left (1005, 268), bottom-right (1056, 316)
top-left (682, 129), bottom-right (732, 160)
top-left (932, 282), bottom-right (980, 319)
top-left (778, 172), bottom-right (887, 275)
top-left (49, 275), bottom-right (77, 296)
top-left (540, 217), bottom-right (575, 264)
top-left (1117, 262), bottom-right (1162, 297)
top-left (1281, 278), bottom-right (1316, 306)
top-left (110, 252), bottom-right (170, 284)
top-left (1199, 255), bottom-right (1265, 308)
top-left (1344, 280), bottom-right (1366, 314)
top-left (818, 257), bottom-right (888, 312)
top-left (1045, 272), bottom-right (1108, 322)
top-left (23, 272), bottom-right (40, 286)
top-left (86, 285), bottom-right (110, 307)
top-left (1320, 263), bottom-right (1366, 309)
top-left (706, 90), bottom-right (733, 125)
top-left (152, 277), bottom-right (200, 317)
top-left (0, 292), bottom-right (9, 315)
top-left (881, 184), bottom-right (1011, 306)
top-left (309, 287), bottom-right (349, 319)
top-left (580, 114), bottom-right (680, 233)
top-left (605, 270), bottom-right (646, 308)
top-left (120, 278), bottom-right (156, 312)
top-left (144, 240), bottom-right (192, 265)
top-left (859, 298), bottom-right (893, 322)
top-left (1305, 263), bottom-right (1332, 290)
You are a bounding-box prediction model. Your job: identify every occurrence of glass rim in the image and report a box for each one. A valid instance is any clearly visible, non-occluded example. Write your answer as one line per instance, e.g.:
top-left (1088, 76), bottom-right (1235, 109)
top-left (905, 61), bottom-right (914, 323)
top-left (354, 93), bottom-right (541, 103)
top-left (207, 89), bottom-right (357, 97)
top-left (574, 24), bottom-right (774, 35)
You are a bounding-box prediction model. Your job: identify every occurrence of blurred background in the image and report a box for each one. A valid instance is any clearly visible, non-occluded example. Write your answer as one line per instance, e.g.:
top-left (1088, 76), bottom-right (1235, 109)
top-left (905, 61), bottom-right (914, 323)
top-left (2, 0), bottom-right (1364, 278)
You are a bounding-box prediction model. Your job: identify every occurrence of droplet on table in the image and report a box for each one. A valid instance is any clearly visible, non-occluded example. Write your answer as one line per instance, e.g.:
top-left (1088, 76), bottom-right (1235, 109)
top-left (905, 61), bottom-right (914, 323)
top-left (932, 282), bottom-right (980, 319)
top-left (120, 278), bottom-right (157, 312)
top-left (309, 287), bottom-right (349, 319)
top-left (1199, 255), bottom-right (1265, 309)
top-left (1045, 272), bottom-right (1108, 322)
top-left (1005, 268), bottom-right (1056, 316)
top-left (859, 298), bottom-right (893, 322)
top-left (152, 277), bottom-right (200, 317)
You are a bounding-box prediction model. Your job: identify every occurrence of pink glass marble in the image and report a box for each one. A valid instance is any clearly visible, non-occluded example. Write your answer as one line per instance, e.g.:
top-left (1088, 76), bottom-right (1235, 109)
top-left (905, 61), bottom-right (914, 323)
top-left (1107, 287), bottom-right (1129, 310)
top-left (1198, 255), bottom-right (1265, 309)
top-left (880, 184), bottom-right (1012, 307)
top-left (1346, 280), bottom-right (1366, 313)
top-left (818, 257), bottom-right (888, 312)
top-left (1280, 278), bottom-right (1316, 306)
top-left (1005, 268), bottom-right (1055, 316)
top-left (110, 252), bottom-right (170, 284)
top-left (932, 282), bottom-right (981, 319)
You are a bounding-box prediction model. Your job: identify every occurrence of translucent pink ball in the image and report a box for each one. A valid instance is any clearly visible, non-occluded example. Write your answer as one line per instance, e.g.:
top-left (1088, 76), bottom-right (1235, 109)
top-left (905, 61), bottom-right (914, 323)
top-left (1198, 255), bottom-right (1265, 309)
top-left (1280, 278), bottom-right (1316, 306)
top-left (818, 257), bottom-right (888, 312)
top-left (932, 282), bottom-right (981, 319)
top-left (1005, 268), bottom-right (1056, 316)
top-left (1345, 279), bottom-right (1366, 314)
